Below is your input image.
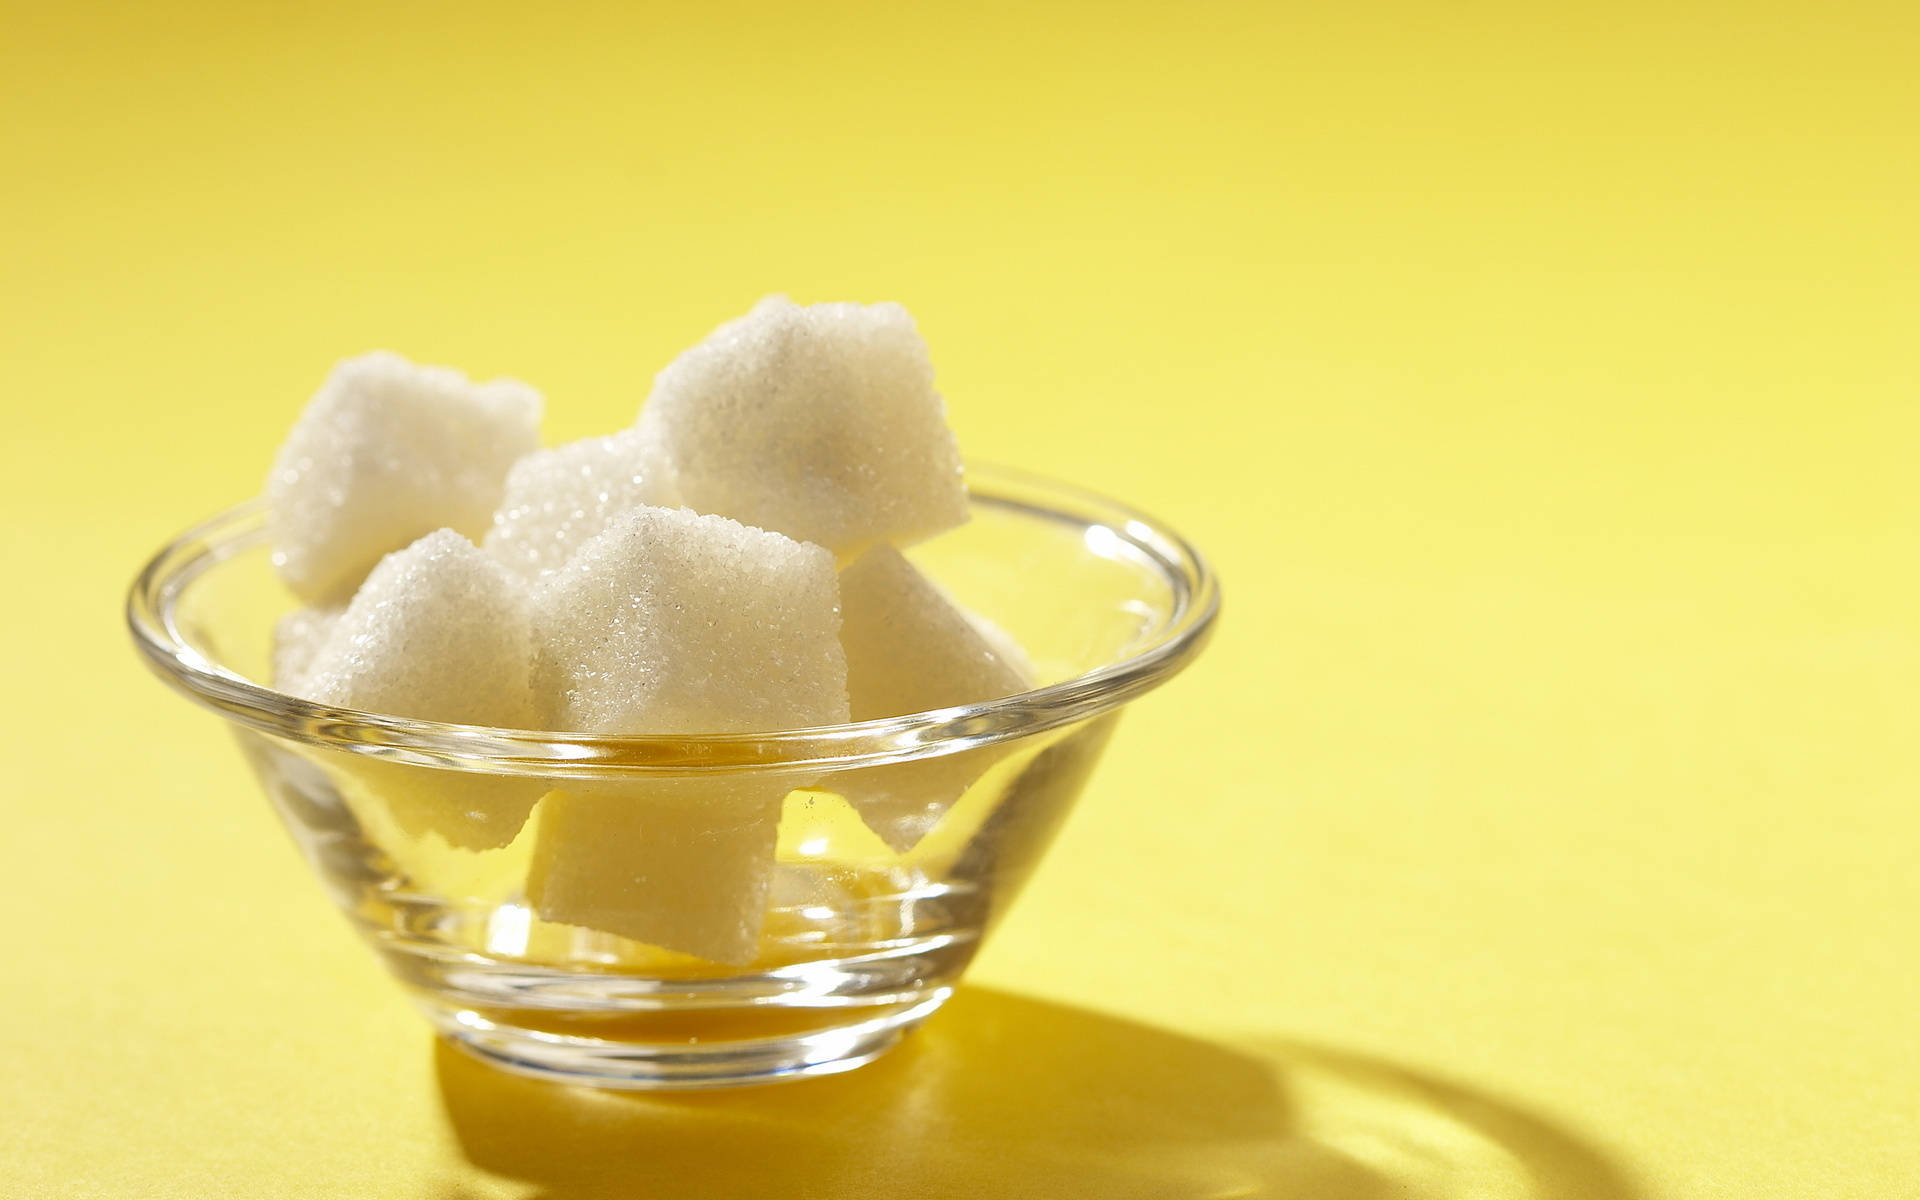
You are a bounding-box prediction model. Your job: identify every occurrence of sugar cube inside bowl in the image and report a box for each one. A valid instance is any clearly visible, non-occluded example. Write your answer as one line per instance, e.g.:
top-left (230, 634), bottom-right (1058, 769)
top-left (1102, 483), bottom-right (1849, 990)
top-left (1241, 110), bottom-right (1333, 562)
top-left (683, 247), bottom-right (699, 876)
top-left (286, 529), bottom-right (546, 850)
top-left (526, 781), bottom-right (793, 968)
top-left (523, 505), bottom-right (850, 963)
top-left (636, 296), bottom-right (968, 556)
top-left (268, 351), bottom-right (542, 604)
top-left (483, 427), bottom-right (672, 581)
top-left (270, 606), bottom-right (341, 693)
top-left (829, 544), bottom-right (1035, 852)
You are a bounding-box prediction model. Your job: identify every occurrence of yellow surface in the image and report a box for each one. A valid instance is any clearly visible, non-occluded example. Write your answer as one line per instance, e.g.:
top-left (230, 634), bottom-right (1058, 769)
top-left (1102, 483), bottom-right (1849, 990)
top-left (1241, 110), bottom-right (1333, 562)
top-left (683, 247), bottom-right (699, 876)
top-left (3, 1), bottom-right (1916, 1195)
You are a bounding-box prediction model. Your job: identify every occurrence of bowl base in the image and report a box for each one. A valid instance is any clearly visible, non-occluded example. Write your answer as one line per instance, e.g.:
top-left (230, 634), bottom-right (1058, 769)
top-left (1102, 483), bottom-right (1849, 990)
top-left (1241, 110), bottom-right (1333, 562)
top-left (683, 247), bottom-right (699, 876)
top-left (422, 988), bottom-right (951, 1090)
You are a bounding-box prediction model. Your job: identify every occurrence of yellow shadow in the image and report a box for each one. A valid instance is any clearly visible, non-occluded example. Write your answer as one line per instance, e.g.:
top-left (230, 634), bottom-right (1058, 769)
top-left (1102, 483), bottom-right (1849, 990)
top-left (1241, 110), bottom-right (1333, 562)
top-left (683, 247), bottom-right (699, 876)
top-left (433, 988), bottom-right (1640, 1199)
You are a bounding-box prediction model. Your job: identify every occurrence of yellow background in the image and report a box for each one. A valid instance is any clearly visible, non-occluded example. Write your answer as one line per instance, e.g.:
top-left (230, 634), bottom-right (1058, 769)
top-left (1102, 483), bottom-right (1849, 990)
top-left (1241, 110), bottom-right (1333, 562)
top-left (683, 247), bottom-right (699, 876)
top-left (3, 0), bottom-right (1916, 1195)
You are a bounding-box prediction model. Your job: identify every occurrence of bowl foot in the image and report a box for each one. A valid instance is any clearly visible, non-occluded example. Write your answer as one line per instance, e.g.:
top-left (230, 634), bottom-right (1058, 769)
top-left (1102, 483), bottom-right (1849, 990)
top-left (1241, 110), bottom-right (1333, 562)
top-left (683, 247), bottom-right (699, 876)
top-left (423, 988), bottom-right (950, 1090)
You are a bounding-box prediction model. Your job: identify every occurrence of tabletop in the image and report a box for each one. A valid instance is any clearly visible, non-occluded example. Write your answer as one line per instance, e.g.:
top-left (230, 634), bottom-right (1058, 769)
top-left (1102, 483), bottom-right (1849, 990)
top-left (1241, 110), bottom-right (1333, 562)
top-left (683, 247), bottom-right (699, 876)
top-left (3, 1), bottom-right (1916, 1196)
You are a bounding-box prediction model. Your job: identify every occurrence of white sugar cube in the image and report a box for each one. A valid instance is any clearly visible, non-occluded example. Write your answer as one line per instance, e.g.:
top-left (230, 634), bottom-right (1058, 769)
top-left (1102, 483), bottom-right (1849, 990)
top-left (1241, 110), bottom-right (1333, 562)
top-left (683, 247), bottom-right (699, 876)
top-left (525, 505), bottom-right (850, 960)
top-left (526, 781), bottom-right (790, 966)
top-left (326, 756), bottom-right (545, 860)
top-left (962, 609), bottom-right (1036, 684)
top-left (635, 297), bottom-right (968, 556)
top-left (268, 351), bottom-right (542, 603)
top-left (533, 505), bottom-right (849, 735)
top-left (300, 529), bottom-right (538, 725)
top-left (483, 428), bottom-right (671, 580)
top-left (830, 544), bottom-right (1034, 852)
top-left (295, 529), bottom-right (544, 849)
top-left (270, 606), bottom-right (341, 692)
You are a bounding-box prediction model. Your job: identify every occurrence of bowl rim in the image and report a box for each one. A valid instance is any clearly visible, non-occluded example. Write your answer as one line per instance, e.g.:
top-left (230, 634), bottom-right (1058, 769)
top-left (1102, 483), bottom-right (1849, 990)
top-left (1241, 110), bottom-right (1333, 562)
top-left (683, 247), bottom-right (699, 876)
top-left (126, 462), bottom-right (1220, 778)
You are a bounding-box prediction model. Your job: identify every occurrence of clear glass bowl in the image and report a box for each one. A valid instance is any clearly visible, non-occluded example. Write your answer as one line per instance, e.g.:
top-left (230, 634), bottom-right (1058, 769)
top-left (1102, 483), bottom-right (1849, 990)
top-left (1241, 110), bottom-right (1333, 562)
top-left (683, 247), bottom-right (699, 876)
top-left (127, 464), bottom-right (1219, 1089)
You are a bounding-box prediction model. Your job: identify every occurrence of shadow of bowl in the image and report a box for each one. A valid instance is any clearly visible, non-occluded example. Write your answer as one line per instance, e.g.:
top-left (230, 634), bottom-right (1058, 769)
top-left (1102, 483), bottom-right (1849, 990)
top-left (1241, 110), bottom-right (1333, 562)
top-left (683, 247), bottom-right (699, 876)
top-left (433, 987), bottom-right (1641, 1199)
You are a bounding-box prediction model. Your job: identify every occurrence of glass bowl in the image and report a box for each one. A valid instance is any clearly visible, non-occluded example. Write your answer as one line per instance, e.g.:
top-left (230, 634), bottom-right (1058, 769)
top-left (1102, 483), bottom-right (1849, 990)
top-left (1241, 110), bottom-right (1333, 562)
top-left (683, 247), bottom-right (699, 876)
top-left (127, 463), bottom-right (1218, 1089)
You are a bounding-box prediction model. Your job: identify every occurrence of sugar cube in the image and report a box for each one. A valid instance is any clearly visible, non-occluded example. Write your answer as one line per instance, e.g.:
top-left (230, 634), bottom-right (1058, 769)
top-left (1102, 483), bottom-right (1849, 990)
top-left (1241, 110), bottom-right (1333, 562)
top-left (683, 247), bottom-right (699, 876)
top-left (533, 505), bottom-right (849, 735)
top-left (961, 608), bottom-right (1036, 686)
top-left (483, 427), bottom-right (671, 580)
top-left (525, 781), bottom-right (790, 966)
top-left (267, 351), bottom-right (542, 603)
top-left (525, 505), bottom-right (851, 961)
top-left (635, 297), bottom-right (968, 556)
top-left (270, 606), bottom-right (341, 692)
top-left (830, 544), bottom-right (1034, 851)
top-left (295, 529), bottom-right (545, 849)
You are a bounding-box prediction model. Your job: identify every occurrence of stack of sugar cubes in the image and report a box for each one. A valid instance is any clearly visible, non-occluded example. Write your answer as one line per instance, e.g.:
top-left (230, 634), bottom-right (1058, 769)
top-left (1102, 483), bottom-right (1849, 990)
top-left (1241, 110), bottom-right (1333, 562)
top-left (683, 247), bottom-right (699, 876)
top-left (267, 298), bottom-right (1034, 964)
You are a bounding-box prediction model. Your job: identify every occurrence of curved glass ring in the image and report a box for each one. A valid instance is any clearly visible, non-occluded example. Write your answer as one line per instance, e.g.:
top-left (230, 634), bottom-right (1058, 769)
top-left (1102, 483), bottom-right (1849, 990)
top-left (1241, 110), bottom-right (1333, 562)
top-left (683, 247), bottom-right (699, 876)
top-left (127, 462), bottom-right (1221, 777)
